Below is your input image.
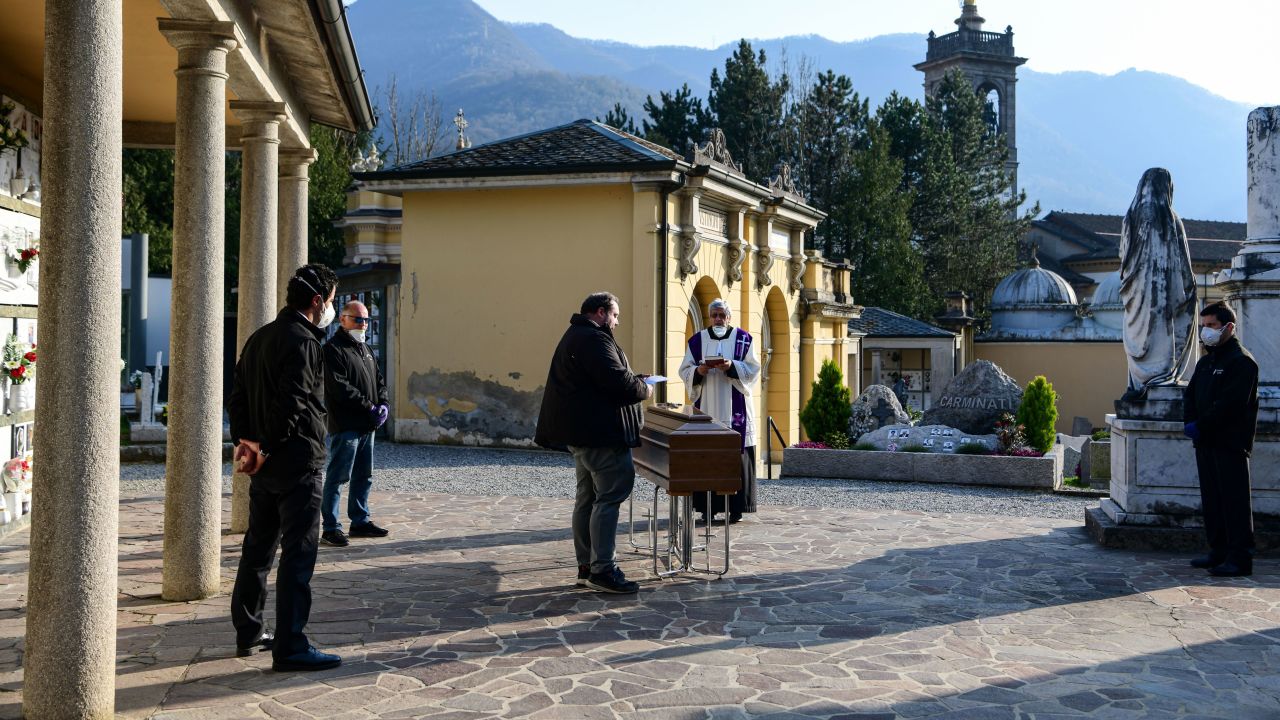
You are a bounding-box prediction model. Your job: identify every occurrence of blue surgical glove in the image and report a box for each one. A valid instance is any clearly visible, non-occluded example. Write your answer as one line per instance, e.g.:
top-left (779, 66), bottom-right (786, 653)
top-left (376, 404), bottom-right (389, 428)
top-left (1183, 421), bottom-right (1200, 441)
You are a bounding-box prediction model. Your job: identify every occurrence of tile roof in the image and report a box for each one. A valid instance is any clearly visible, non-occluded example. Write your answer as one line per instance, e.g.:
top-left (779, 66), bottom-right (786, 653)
top-left (361, 119), bottom-right (681, 180)
top-left (1038, 211), bottom-right (1245, 266)
top-left (848, 307), bottom-right (955, 339)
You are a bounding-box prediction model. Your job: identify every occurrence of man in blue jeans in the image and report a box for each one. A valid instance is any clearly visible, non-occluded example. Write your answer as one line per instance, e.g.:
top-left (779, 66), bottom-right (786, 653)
top-left (535, 292), bottom-right (652, 593)
top-left (320, 300), bottom-right (390, 546)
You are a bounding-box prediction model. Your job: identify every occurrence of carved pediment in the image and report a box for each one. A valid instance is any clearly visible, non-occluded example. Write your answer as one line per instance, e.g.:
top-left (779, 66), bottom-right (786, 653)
top-left (768, 162), bottom-right (806, 202)
top-left (688, 128), bottom-right (743, 174)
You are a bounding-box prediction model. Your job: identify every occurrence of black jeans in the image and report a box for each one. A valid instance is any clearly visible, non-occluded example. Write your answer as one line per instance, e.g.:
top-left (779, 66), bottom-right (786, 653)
top-left (568, 445), bottom-right (635, 575)
top-left (1195, 446), bottom-right (1255, 564)
top-left (231, 470), bottom-right (323, 658)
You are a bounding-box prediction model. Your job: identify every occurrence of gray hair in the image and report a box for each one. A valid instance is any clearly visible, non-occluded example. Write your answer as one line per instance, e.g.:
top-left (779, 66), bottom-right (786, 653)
top-left (709, 298), bottom-right (732, 316)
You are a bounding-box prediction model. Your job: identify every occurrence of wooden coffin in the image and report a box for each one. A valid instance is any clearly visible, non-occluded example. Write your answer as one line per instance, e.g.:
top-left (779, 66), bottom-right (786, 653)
top-left (634, 404), bottom-right (742, 496)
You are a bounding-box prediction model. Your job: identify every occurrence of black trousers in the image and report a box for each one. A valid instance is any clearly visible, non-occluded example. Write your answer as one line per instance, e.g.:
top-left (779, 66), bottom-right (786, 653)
top-left (231, 469), bottom-right (323, 659)
top-left (1195, 446), bottom-right (1255, 564)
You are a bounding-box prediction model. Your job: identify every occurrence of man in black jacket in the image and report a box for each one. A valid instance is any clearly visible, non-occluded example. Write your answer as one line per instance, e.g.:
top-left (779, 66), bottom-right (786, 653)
top-left (1184, 300), bottom-right (1259, 577)
top-left (228, 263), bottom-right (343, 671)
top-left (320, 300), bottom-right (390, 547)
top-left (535, 292), bottom-right (651, 593)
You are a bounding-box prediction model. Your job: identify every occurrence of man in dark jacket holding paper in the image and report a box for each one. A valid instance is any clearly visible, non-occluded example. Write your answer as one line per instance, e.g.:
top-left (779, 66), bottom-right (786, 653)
top-left (320, 300), bottom-right (390, 547)
top-left (228, 263), bottom-right (343, 671)
top-left (535, 291), bottom-right (651, 593)
top-left (1184, 301), bottom-right (1259, 577)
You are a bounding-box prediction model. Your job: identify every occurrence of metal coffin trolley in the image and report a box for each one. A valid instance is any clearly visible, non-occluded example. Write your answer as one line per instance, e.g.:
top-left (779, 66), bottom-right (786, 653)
top-left (631, 404), bottom-right (741, 577)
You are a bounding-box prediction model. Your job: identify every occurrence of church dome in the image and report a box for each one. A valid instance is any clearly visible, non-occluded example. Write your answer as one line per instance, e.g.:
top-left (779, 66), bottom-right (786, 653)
top-left (988, 257), bottom-right (1079, 333)
top-left (1089, 271), bottom-right (1122, 309)
top-left (1089, 270), bottom-right (1124, 330)
top-left (990, 261), bottom-right (1078, 309)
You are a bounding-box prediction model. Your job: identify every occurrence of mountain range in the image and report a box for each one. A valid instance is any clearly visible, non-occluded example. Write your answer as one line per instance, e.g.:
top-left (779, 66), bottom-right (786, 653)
top-left (346, 0), bottom-right (1251, 221)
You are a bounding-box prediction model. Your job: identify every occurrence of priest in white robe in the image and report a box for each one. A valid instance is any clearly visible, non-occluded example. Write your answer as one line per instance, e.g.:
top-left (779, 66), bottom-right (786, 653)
top-left (678, 298), bottom-right (761, 523)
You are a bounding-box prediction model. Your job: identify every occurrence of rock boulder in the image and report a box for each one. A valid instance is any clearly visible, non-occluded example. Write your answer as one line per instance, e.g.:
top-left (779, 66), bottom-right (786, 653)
top-left (920, 360), bottom-right (1023, 434)
top-left (849, 384), bottom-right (911, 439)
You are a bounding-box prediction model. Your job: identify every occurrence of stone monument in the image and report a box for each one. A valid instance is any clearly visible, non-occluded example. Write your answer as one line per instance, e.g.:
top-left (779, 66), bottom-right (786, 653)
top-left (849, 384), bottom-right (910, 439)
top-left (129, 352), bottom-right (168, 443)
top-left (1092, 120), bottom-right (1280, 549)
top-left (1115, 167), bottom-right (1196, 417)
top-left (920, 360), bottom-right (1022, 435)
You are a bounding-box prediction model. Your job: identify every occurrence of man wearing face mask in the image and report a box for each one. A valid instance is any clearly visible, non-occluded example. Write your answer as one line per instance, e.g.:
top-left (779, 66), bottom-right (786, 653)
top-left (678, 298), bottom-right (761, 525)
top-left (320, 300), bottom-right (390, 547)
top-left (1184, 300), bottom-right (1259, 577)
top-left (228, 263), bottom-right (344, 671)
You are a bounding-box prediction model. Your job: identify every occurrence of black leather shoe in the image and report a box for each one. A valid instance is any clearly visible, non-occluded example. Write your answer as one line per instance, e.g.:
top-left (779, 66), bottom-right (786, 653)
top-left (575, 564), bottom-right (590, 586)
top-left (1190, 554), bottom-right (1225, 569)
top-left (1209, 561), bottom-right (1252, 577)
top-left (272, 647), bottom-right (343, 672)
top-left (320, 530), bottom-right (349, 547)
top-left (729, 513), bottom-right (743, 525)
top-left (348, 522), bottom-right (389, 538)
top-left (236, 630), bottom-right (274, 657)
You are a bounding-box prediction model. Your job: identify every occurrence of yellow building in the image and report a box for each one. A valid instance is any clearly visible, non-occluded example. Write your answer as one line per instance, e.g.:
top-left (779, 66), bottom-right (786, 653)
top-left (351, 121), bottom-right (859, 453)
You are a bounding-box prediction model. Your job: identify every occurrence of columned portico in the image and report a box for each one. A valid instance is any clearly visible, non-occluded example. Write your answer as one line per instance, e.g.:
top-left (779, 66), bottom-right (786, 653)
top-left (24, 1), bottom-right (123, 716)
top-left (278, 147), bottom-right (318, 309)
top-left (230, 100), bottom-right (287, 533)
top-left (159, 18), bottom-right (237, 602)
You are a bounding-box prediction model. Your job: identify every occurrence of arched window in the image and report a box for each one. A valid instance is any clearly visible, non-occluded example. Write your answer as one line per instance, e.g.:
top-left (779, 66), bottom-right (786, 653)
top-left (979, 85), bottom-right (1001, 135)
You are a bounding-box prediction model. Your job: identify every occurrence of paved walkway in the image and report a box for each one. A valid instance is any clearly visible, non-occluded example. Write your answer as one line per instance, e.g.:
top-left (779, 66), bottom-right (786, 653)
top-left (1, 490), bottom-right (1278, 719)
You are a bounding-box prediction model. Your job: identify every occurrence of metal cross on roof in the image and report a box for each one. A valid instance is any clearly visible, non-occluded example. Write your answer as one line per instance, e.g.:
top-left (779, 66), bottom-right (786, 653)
top-left (454, 108), bottom-right (471, 150)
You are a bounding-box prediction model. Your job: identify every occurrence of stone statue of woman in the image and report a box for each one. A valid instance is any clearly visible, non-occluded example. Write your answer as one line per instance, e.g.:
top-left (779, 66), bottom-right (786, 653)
top-left (1119, 168), bottom-right (1197, 400)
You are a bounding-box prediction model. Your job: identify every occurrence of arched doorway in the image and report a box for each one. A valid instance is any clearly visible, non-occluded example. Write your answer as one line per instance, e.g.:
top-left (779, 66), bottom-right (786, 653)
top-left (761, 286), bottom-right (791, 457)
top-left (683, 276), bottom-right (722, 403)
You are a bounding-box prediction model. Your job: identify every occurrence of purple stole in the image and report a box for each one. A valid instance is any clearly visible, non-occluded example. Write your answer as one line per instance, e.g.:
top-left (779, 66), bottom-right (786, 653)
top-left (689, 328), bottom-right (752, 450)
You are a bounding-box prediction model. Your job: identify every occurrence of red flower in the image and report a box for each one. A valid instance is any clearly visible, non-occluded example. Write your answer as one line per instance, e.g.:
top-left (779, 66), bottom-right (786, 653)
top-left (22, 351), bottom-right (35, 363)
top-left (9, 367), bottom-right (23, 379)
top-left (20, 249), bottom-right (37, 261)
top-left (20, 460), bottom-right (29, 471)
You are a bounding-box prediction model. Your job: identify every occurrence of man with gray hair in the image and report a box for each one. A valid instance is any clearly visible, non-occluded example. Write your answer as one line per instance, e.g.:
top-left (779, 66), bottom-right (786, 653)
top-left (320, 300), bottom-right (390, 547)
top-left (678, 297), bottom-right (761, 524)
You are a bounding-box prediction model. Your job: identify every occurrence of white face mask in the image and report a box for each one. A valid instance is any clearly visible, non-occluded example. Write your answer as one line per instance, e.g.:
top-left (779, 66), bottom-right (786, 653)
top-left (348, 328), bottom-right (366, 344)
top-left (1199, 325), bottom-right (1224, 346)
top-left (316, 302), bottom-right (336, 329)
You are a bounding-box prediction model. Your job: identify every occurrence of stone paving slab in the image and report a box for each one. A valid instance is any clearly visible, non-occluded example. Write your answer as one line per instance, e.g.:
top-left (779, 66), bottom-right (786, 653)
top-left (1, 491), bottom-right (1278, 718)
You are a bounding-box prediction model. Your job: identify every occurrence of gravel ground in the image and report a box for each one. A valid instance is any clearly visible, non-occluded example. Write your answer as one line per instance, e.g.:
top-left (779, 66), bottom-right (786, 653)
top-left (120, 443), bottom-right (1098, 520)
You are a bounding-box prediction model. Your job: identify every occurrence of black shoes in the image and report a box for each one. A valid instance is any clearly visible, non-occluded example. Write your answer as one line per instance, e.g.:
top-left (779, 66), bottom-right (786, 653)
top-left (729, 513), bottom-right (743, 525)
top-left (585, 566), bottom-right (639, 594)
top-left (1190, 554), bottom-right (1225, 569)
top-left (1209, 561), bottom-right (1252, 577)
top-left (272, 647), bottom-right (343, 672)
top-left (349, 522), bottom-right (389, 538)
top-left (320, 530), bottom-right (350, 547)
top-left (236, 630), bottom-right (274, 657)
top-left (576, 564), bottom-right (590, 586)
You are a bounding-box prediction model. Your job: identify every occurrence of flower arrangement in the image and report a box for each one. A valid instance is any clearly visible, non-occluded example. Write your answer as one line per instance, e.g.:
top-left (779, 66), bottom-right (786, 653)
top-left (793, 440), bottom-right (829, 449)
top-left (129, 369), bottom-right (143, 389)
top-left (2, 335), bottom-right (35, 384)
top-left (994, 412), bottom-right (1028, 454)
top-left (11, 246), bottom-right (37, 273)
top-left (2, 456), bottom-right (29, 494)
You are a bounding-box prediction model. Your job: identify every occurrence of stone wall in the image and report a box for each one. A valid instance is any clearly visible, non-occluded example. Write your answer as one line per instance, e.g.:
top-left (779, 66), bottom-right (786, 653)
top-left (782, 445), bottom-right (1063, 489)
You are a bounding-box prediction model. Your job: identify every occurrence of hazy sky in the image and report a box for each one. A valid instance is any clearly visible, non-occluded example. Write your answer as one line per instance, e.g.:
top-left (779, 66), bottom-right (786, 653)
top-left (469, 0), bottom-right (1279, 106)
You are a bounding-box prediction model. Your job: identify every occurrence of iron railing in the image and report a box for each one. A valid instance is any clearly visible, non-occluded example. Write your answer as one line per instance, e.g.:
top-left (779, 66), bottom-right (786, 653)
top-left (765, 415), bottom-right (787, 481)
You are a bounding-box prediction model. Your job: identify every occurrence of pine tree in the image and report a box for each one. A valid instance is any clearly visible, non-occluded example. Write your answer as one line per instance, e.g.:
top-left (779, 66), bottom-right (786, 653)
top-left (707, 40), bottom-right (790, 181)
top-left (799, 359), bottom-right (852, 444)
top-left (789, 70), bottom-right (867, 255)
top-left (641, 84), bottom-right (710, 155)
top-left (598, 102), bottom-right (638, 135)
top-left (1017, 375), bottom-right (1058, 453)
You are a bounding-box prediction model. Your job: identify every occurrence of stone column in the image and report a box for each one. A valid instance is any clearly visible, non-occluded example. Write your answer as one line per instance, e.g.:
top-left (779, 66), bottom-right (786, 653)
top-left (159, 19), bottom-right (238, 602)
top-left (25, 1), bottom-right (122, 716)
top-left (230, 101), bottom-right (287, 533)
top-left (277, 147), bottom-right (318, 309)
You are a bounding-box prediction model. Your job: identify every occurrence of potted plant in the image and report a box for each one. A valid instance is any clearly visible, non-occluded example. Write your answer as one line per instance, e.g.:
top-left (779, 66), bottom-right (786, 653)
top-left (3, 336), bottom-right (35, 413)
top-left (0, 99), bottom-right (28, 198)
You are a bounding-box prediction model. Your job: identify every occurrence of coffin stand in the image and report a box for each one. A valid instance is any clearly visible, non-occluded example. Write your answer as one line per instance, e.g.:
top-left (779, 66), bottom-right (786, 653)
top-left (632, 404), bottom-right (742, 577)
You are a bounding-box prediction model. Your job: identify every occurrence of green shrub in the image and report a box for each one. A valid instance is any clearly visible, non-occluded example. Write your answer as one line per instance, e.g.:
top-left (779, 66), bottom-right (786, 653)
top-left (954, 442), bottom-right (992, 455)
top-left (800, 359), bottom-right (852, 444)
top-left (1017, 375), bottom-right (1058, 453)
top-left (898, 443), bottom-right (932, 453)
top-left (1063, 476), bottom-right (1088, 488)
top-left (852, 441), bottom-right (879, 451)
top-left (822, 431), bottom-right (851, 450)
top-left (1091, 429), bottom-right (1111, 441)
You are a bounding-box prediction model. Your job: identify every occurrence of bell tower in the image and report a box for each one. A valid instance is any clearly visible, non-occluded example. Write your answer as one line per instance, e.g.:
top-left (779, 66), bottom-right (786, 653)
top-left (914, 0), bottom-right (1027, 195)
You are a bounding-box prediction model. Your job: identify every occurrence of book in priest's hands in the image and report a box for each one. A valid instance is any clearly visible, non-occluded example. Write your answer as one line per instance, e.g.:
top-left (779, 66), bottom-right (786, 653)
top-left (703, 354), bottom-right (727, 367)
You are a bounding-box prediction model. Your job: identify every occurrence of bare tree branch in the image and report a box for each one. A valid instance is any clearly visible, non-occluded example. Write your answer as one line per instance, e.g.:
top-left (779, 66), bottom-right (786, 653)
top-left (372, 74), bottom-right (447, 166)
